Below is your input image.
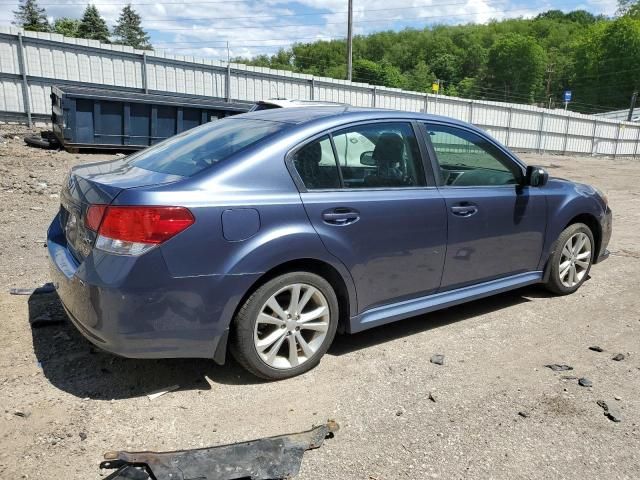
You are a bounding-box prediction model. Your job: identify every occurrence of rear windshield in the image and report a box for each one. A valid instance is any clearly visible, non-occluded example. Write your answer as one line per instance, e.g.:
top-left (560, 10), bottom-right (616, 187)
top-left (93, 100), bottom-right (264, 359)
top-left (127, 118), bottom-right (286, 176)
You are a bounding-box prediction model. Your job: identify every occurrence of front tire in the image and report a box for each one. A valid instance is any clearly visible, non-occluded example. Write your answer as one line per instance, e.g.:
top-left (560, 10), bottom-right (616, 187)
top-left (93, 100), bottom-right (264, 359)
top-left (230, 272), bottom-right (339, 380)
top-left (544, 223), bottom-right (594, 295)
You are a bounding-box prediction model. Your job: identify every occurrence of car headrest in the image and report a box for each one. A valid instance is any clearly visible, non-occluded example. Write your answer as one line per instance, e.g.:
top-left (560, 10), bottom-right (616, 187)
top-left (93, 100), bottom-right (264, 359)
top-left (372, 133), bottom-right (405, 168)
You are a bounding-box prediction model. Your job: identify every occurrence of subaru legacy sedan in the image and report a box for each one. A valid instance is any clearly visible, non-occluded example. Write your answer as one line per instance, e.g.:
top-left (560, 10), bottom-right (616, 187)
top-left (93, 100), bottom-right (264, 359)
top-left (48, 107), bottom-right (612, 379)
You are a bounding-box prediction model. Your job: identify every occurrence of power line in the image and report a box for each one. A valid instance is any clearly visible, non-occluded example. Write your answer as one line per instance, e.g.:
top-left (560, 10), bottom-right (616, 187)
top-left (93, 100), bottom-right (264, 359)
top-left (138, 1), bottom-right (512, 23)
top-left (144, 7), bottom-right (572, 32)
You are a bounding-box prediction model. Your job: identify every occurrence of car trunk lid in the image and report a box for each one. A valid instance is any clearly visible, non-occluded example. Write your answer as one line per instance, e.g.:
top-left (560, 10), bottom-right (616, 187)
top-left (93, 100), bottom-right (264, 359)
top-left (59, 158), bottom-right (183, 262)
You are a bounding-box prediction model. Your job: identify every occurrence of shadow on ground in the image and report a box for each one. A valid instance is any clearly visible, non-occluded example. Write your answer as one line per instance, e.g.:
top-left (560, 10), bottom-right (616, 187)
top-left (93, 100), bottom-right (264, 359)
top-left (329, 285), bottom-right (549, 355)
top-left (29, 291), bottom-right (265, 401)
top-left (29, 285), bottom-right (550, 400)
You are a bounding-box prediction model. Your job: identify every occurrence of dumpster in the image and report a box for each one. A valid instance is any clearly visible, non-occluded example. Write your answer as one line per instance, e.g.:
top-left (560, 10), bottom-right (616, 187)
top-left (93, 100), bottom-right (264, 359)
top-left (50, 85), bottom-right (253, 151)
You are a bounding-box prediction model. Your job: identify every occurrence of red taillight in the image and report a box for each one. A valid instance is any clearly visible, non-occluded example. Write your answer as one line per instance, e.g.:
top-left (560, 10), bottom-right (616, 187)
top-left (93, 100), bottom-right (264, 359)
top-left (85, 204), bottom-right (107, 231)
top-left (96, 206), bottom-right (195, 244)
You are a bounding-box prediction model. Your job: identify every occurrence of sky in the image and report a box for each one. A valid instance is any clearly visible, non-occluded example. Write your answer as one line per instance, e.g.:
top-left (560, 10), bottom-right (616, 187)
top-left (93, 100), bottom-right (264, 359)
top-left (1, 0), bottom-right (619, 60)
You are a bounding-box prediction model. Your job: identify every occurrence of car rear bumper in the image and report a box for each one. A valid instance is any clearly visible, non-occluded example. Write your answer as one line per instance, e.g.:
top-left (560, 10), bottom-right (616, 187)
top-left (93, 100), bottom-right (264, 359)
top-left (595, 206), bottom-right (612, 264)
top-left (47, 214), bottom-right (260, 360)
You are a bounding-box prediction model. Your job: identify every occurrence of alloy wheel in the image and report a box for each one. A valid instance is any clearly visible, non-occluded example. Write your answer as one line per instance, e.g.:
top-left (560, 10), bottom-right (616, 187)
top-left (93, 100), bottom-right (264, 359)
top-left (253, 283), bottom-right (330, 370)
top-left (559, 232), bottom-right (592, 288)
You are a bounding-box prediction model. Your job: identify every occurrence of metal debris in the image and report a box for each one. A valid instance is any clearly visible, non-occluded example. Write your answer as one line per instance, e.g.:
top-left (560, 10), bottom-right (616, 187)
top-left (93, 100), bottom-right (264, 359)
top-left (9, 283), bottom-right (55, 295)
top-left (101, 421), bottom-right (339, 480)
top-left (544, 364), bottom-right (573, 372)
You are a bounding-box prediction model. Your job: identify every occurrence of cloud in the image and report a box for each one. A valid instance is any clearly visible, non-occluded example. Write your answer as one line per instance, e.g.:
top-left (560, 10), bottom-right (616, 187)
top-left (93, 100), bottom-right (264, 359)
top-left (1, 0), bottom-right (617, 60)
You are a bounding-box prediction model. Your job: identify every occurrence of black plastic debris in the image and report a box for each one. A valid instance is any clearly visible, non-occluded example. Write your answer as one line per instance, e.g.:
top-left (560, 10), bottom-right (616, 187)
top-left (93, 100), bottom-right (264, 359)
top-left (101, 421), bottom-right (339, 480)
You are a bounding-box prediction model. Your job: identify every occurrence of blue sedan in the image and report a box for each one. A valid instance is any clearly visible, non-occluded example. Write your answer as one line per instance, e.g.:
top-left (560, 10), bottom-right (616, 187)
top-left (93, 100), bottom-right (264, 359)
top-left (47, 107), bottom-right (612, 379)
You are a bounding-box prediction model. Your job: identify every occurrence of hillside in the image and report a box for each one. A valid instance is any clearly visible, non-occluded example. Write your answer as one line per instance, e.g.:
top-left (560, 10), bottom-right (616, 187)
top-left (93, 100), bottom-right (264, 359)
top-left (236, 10), bottom-right (640, 114)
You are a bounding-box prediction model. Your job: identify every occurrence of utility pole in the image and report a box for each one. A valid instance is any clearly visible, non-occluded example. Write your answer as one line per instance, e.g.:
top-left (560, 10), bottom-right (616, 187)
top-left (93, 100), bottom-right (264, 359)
top-left (545, 63), bottom-right (554, 100)
top-left (346, 0), bottom-right (353, 81)
top-left (628, 91), bottom-right (638, 121)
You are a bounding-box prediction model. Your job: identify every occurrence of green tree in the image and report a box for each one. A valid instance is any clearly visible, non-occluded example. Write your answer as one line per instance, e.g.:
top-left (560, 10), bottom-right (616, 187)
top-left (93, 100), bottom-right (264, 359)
top-left (457, 77), bottom-right (480, 97)
top-left (353, 58), bottom-right (384, 85)
top-left (53, 18), bottom-right (80, 37)
top-left (234, 10), bottom-right (636, 111)
top-left (13, 0), bottom-right (50, 32)
top-left (487, 34), bottom-right (546, 101)
top-left (113, 4), bottom-right (152, 49)
top-left (573, 17), bottom-right (640, 109)
top-left (77, 5), bottom-right (110, 43)
top-left (618, 0), bottom-right (640, 18)
top-left (405, 61), bottom-right (435, 92)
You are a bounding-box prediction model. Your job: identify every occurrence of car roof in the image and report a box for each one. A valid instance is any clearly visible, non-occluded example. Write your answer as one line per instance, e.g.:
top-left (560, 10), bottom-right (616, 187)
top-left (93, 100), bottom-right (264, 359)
top-left (238, 106), bottom-right (472, 128)
top-left (255, 99), bottom-right (347, 108)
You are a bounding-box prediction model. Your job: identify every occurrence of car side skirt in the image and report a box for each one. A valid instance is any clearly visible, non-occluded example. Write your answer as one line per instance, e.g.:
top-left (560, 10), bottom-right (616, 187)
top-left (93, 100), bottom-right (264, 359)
top-left (350, 271), bottom-right (543, 333)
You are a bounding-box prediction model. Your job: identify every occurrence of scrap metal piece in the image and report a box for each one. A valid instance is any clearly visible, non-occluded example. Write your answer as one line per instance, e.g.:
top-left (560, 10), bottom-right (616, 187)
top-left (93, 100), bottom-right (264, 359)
top-left (101, 421), bottom-right (339, 480)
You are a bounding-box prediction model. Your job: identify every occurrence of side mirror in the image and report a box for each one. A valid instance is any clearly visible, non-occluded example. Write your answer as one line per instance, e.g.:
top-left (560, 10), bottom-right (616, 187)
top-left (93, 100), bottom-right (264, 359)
top-left (360, 151), bottom-right (375, 166)
top-left (526, 165), bottom-right (548, 187)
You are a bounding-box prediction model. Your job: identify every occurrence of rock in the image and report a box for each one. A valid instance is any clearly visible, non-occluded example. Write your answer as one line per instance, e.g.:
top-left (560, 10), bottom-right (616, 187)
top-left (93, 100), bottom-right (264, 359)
top-left (430, 354), bottom-right (444, 366)
top-left (578, 377), bottom-right (593, 387)
top-left (588, 346), bottom-right (604, 352)
top-left (395, 410), bottom-right (403, 416)
top-left (597, 400), bottom-right (609, 411)
top-left (428, 392), bottom-right (436, 403)
top-left (544, 364), bottom-right (573, 372)
top-left (30, 312), bottom-right (64, 328)
top-left (614, 395), bottom-right (621, 401)
top-left (14, 410), bottom-right (30, 418)
top-left (518, 411), bottom-right (529, 418)
top-left (29, 206), bottom-right (43, 211)
top-left (612, 353), bottom-right (625, 361)
top-left (605, 408), bottom-right (622, 423)
top-left (79, 432), bottom-right (87, 441)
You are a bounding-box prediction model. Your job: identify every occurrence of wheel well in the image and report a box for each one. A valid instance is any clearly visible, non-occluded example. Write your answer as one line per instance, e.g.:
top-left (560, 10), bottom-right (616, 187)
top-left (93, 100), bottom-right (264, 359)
top-left (565, 213), bottom-right (601, 260)
top-left (232, 259), bottom-right (352, 334)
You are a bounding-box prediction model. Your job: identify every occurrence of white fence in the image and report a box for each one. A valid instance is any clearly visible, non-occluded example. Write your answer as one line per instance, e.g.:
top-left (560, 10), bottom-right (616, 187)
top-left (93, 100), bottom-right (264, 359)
top-left (1, 26), bottom-right (639, 158)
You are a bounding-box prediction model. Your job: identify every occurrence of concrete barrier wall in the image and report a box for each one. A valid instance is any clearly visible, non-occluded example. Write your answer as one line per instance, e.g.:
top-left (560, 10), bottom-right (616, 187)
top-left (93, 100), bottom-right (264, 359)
top-left (1, 26), bottom-right (639, 158)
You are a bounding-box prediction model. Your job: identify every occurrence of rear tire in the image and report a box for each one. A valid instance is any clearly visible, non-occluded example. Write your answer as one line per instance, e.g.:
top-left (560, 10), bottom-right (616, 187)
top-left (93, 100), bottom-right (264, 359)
top-left (544, 223), bottom-right (594, 295)
top-left (230, 272), bottom-right (339, 380)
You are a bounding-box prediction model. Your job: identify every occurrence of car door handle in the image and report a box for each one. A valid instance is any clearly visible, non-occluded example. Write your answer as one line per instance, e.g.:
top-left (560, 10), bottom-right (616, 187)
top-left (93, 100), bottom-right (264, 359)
top-left (322, 208), bottom-right (360, 225)
top-left (450, 205), bottom-right (478, 217)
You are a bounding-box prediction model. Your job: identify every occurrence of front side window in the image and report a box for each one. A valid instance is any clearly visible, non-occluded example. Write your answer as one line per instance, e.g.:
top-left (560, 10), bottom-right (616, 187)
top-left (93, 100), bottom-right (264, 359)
top-left (332, 122), bottom-right (426, 188)
top-left (291, 136), bottom-right (341, 189)
top-left (127, 118), bottom-right (286, 177)
top-left (425, 124), bottom-right (521, 187)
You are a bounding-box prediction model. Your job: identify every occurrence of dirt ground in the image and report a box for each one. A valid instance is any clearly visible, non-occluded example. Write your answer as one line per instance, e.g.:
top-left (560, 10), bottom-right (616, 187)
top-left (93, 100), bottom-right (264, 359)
top-left (0, 124), bottom-right (638, 479)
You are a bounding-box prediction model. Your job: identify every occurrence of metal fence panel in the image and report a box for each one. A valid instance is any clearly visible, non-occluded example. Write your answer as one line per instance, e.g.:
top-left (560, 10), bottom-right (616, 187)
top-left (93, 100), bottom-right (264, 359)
top-left (0, 26), bottom-right (638, 157)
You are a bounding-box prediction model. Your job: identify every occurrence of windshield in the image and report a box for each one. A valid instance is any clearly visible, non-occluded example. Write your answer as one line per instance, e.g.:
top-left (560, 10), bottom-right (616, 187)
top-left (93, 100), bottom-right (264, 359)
top-left (126, 118), bottom-right (286, 176)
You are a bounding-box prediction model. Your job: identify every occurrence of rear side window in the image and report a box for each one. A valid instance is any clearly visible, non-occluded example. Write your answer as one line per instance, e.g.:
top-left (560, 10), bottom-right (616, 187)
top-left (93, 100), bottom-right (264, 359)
top-left (127, 118), bottom-right (285, 177)
top-left (332, 122), bottom-right (426, 188)
top-left (291, 136), bottom-right (341, 189)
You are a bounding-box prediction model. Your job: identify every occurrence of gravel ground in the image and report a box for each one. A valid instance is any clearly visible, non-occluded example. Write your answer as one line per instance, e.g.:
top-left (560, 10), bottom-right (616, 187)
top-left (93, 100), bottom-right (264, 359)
top-left (0, 124), bottom-right (638, 479)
